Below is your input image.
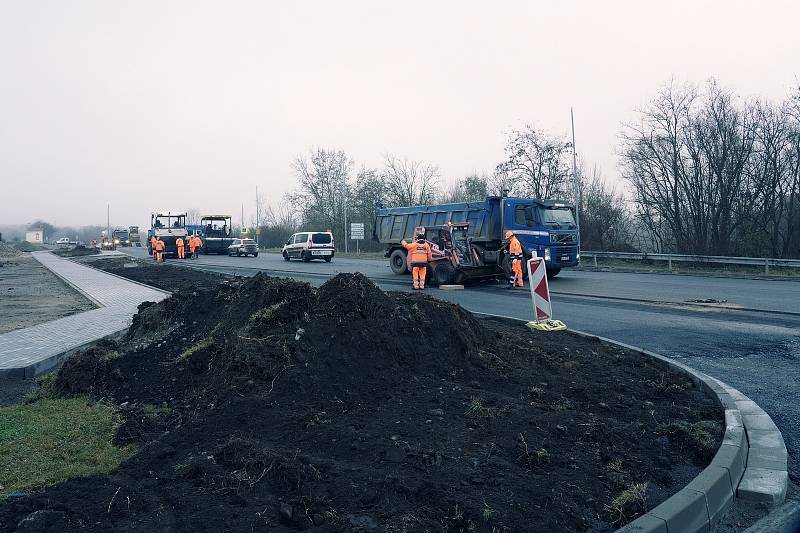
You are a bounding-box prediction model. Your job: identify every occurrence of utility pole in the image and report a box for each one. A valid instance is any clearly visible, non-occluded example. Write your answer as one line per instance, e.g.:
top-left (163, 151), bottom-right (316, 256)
top-left (241, 203), bottom-right (244, 235)
top-left (107, 204), bottom-right (110, 244)
top-left (570, 107), bottom-right (581, 247)
top-left (344, 195), bottom-right (348, 254)
top-left (255, 186), bottom-right (259, 248)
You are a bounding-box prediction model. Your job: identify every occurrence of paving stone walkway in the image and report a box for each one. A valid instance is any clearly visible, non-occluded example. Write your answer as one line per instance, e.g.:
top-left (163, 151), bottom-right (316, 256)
top-left (0, 252), bottom-right (168, 378)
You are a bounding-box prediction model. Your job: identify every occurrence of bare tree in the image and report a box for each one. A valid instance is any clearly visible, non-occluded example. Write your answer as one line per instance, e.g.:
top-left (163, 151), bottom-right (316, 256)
top-left (186, 209), bottom-right (201, 226)
top-left (292, 148), bottom-right (353, 244)
top-left (440, 172), bottom-right (490, 203)
top-left (381, 154), bottom-right (440, 206)
top-left (495, 125), bottom-right (572, 199)
top-left (578, 166), bottom-right (632, 251)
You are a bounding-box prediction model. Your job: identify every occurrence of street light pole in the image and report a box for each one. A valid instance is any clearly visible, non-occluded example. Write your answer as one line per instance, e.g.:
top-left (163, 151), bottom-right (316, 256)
top-left (570, 107), bottom-right (581, 247)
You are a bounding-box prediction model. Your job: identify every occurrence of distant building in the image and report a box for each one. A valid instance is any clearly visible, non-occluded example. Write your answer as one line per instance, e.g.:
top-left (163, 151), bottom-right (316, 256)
top-left (25, 227), bottom-right (45, 244)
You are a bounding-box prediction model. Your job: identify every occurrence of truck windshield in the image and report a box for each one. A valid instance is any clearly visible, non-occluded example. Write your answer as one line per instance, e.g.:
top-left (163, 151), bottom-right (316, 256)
top-left (538, 207), bottom-right (576, 228)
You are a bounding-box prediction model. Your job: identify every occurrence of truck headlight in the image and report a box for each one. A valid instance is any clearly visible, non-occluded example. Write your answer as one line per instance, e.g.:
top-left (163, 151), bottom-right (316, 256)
top-left (544, 247), bottom-right (551, 261)
top-left (114, 239), bottom-right (120, 244)
top-left (576, 252), bottom-right (580, 260)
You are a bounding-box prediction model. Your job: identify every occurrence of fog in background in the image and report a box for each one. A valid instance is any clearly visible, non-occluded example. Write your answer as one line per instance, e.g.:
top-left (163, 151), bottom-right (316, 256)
top-left (1, 0), bottom-right (798, 228)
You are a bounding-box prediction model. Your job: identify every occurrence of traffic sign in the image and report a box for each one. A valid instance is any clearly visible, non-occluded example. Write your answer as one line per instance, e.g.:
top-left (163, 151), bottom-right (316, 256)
top-left (350, 223), bottom-right (365, 240)
top-left (527, 254), bottom-right (552, 321)
top-left (240, 227), bottom-right (248, 234)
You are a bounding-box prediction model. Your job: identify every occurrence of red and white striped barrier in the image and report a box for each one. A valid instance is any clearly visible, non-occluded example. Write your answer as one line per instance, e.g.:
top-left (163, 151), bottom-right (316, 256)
top-left (527, 256), bottom-right (552, 321)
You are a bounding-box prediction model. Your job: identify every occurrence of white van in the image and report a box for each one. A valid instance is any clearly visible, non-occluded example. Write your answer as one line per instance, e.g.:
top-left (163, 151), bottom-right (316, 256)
top-left (282, 232), bottom-right (335, 262)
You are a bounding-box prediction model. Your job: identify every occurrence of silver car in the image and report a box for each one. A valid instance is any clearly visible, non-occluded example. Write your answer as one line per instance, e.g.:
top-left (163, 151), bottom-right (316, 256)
top-left (228, 238), bottom-right (259, 257)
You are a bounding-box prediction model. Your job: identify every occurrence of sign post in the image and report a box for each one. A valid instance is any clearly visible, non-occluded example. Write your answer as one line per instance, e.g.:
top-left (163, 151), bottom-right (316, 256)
top-left (526, 253), bottom-right (567, 330)
top-left (350, 223), bottom-right (364, 254)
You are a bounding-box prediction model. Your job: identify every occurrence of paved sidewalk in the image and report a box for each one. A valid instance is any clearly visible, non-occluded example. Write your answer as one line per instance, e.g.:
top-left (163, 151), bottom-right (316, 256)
top-left (0, 252), bottom-right (168, 378)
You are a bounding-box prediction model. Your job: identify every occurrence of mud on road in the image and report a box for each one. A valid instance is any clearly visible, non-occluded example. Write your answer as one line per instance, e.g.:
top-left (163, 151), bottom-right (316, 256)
top-left (1, 265), bottom-right (723, 532)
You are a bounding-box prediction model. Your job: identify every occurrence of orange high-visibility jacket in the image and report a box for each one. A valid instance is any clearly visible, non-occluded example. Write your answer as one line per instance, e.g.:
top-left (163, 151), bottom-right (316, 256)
top-left (154, 239), bottom-right (165, 251)
top-left (404, 240), bottom-right (432, 266)
top-left (509, 236), bottom-right (523, 259)
top-left (151, 236), bottom-right (157, 248)
top-left (176, 238), bottom-right (184, 247)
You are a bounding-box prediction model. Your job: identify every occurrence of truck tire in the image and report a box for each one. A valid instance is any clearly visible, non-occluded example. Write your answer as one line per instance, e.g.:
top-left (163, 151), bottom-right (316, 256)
top-left (433, 262), bottom-right (456, 286)
top-left (546, 267), bottom-right (561, 278)
top-left (389, 249), bottom-right (408, 275)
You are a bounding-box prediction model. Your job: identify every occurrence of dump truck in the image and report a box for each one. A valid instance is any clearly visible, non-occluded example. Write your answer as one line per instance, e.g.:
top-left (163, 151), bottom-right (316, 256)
top-left (374, 196), bottom-right (579, 280)
top-left (128, 226), bottom-right (141, 247)
top-left (147, 211), bottom-right (188, 257)
top-left (112, 228), bottom-right (131, 247)
top-left (198, 215), bottom-right (235, 254)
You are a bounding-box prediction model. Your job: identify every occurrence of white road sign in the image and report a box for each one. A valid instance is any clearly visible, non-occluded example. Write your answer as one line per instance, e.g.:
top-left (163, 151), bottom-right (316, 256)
top-left (350, 223), bottom-right (365, 240)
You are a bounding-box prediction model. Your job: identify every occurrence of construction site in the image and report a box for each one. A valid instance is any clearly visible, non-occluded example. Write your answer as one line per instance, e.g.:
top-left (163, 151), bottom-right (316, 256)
top-left (0, 252), bottom-right (726, 531)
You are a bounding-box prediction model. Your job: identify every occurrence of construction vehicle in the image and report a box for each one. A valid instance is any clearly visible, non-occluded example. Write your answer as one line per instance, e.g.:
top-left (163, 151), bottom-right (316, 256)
top-left (100, 230), bottom-right (114, 250)
top-left (128, 226), bottom-right (141, 247)
top-left (374, 196), bottom-right (579, 280)
top-left (112, 228), bottom-right (131, 247)
top-left (147, 211), bottom-right (188, 257)
top-left (198, 215), bottom-right (235, 254)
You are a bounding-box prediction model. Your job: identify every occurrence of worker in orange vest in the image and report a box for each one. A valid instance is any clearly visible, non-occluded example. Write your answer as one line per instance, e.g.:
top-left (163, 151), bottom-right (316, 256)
top-left (154, 237), bottom-right (166, 263)
top-left (150, 235), bottom-right (157, 258)
top-left (505, 230), bottom-right (524, 288)
top-left (189, 235), bottom-right (200, 259)
top-left (176, 236), bottom-right (185, 259)
top-left (402, 233), bottom-right (432, 290)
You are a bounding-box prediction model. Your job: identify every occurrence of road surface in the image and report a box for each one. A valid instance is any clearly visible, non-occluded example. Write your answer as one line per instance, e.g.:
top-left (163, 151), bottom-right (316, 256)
top-left (123, 248), bottom-right (800, 481)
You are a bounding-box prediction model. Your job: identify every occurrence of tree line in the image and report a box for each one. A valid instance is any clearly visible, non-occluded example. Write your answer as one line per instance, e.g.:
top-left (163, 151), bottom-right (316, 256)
top-left (254, 79), bottom-right (799, 259)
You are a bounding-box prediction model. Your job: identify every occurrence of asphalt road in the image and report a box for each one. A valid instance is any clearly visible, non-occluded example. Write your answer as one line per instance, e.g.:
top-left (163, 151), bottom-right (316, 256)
top-left (124, 248), bottom-right (800, 481)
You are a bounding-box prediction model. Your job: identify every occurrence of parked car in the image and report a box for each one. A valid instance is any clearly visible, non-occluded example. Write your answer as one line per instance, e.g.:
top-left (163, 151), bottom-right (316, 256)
top-left (228, 238), bottom-right (259, 257)
top-left (282, 232), bottom-right (335, 262)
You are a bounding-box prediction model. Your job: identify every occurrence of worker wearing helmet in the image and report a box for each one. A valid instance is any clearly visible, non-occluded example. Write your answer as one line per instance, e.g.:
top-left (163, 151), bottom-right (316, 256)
top-left (176, 236), bottom-right (185, 259)
top-left (402, 233), bottom-right (433, 290)
top-left (505, 230), bottom-right (524, 288)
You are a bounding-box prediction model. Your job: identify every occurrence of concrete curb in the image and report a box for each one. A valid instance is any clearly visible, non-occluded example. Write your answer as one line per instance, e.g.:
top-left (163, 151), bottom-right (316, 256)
top-left (472, 313), bottom-right (789, 532)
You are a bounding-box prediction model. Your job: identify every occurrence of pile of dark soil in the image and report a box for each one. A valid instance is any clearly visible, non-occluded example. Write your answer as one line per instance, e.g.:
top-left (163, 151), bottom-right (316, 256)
top-left (79, 255), bottom-right (230, 294)
top-left (0, 273), bottom-right (723, 532)
top-left (52, 246), bottom-right (99, 258)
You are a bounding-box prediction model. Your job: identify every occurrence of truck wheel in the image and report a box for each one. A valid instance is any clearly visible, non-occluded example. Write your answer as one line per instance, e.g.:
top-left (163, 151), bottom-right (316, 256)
top-left (546, 267), bottom-right (561, 278)
top-left (389, 249), bottom-right (408, 275)
top-left (434, 262), bottom-right (456, 286)
top-left (502, 255), bottom-right (529, 280)
top-left (253, 252), bottom-right (258, 257)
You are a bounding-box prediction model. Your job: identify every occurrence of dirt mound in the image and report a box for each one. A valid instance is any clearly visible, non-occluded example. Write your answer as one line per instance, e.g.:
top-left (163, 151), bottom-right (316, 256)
top-left (0, 271), bottom-right (723, 532)
top-left (52, 246), bottom-right (99, 257)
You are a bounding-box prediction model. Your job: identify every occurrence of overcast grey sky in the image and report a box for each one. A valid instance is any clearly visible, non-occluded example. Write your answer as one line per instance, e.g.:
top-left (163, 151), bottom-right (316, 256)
top-left (1, 0), bottom-right (798, 228)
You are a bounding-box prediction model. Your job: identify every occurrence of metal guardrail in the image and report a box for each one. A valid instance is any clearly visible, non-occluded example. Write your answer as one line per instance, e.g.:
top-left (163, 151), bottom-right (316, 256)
top-left (580, 251), bottom-right (800, 274)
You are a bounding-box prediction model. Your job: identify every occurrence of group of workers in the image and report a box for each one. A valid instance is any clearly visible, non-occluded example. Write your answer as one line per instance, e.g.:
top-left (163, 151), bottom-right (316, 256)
top-left (401, 229), bottom-right (525, 290)
top-left (150, 234), bottom-right (201, 262)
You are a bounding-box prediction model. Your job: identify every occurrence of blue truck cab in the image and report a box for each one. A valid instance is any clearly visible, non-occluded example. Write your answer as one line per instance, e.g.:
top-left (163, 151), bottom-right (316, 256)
top-left (501, 197), bottom-right (580, 271)
top-left (374, 196), bottom-right (579, 279)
